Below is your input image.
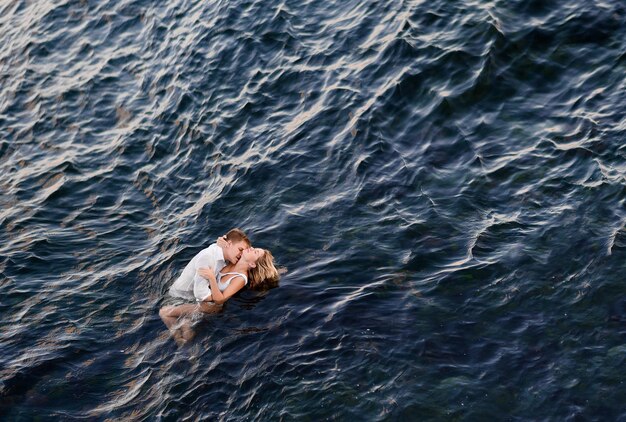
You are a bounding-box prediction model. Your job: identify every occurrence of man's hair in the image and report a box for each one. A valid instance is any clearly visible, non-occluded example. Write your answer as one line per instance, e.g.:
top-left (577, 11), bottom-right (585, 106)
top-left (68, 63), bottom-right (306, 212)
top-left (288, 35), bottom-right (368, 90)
top-left (225, 228), bottom-right (250, 246)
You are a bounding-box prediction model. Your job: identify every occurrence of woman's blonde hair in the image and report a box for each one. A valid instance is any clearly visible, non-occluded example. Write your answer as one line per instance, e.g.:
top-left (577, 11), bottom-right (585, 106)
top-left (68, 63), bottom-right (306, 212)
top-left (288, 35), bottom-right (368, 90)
top-left (249, 249), bottom-right (279, 289)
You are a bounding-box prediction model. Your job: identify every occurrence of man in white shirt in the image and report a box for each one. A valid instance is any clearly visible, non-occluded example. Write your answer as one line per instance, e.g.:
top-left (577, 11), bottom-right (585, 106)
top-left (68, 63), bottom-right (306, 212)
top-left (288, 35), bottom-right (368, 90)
top-left (159, 229), bottom-right (251, 344)
top-left (167, 228), bottom-right (251, 302)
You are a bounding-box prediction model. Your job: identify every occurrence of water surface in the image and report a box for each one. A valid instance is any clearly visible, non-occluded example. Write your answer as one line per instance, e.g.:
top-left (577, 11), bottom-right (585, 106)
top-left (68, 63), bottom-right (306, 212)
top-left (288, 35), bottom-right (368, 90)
top-left (1, 0), bottom-right (626, 419)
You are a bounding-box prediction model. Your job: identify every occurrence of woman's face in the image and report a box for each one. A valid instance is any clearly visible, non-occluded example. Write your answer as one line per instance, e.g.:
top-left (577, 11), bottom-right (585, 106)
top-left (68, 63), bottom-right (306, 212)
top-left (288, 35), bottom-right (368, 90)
top-left (242, 247), bottom-right (265, 265)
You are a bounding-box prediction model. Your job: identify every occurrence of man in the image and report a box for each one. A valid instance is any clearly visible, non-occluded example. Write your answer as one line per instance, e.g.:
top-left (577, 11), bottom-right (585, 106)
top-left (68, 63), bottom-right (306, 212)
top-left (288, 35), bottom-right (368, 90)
top-left (167, 228), bottom-right (250, 303)
top-left (159, 228), bottom-right (251, 344)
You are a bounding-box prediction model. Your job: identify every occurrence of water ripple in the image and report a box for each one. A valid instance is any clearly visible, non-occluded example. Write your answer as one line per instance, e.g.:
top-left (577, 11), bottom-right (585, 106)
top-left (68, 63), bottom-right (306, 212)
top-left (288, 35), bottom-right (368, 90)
top-left (1, 0), bottom-right (626, 419)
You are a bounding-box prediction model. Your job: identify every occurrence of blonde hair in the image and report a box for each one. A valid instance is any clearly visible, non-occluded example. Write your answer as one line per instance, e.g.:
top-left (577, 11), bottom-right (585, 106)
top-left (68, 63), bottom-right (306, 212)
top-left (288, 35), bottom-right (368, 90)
top-left (248, 249), bottom-right (279, 289)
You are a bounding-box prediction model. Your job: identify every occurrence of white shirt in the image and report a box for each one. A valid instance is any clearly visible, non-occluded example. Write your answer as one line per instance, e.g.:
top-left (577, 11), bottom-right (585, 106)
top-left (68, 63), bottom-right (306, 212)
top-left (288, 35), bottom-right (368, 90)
top-left (168, 244), bottom-right (226, 302)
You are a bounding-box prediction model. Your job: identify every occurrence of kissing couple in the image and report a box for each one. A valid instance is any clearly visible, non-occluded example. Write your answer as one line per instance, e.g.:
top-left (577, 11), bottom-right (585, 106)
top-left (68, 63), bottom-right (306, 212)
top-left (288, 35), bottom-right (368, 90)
top-left (159, 228), bottom-right (278, 341)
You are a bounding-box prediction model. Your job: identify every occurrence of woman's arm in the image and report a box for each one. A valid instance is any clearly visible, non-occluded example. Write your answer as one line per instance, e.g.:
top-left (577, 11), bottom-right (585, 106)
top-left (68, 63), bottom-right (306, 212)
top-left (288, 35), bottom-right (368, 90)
top-left (197, 268), bottom-right (246, 305)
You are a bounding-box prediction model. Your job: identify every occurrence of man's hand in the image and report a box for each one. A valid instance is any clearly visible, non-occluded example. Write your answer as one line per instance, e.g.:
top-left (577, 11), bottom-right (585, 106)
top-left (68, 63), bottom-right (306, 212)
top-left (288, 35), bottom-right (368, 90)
top-left (198, 267), bottom-right (216, 281)
top-left (216, 235), bottom-right (230, 249)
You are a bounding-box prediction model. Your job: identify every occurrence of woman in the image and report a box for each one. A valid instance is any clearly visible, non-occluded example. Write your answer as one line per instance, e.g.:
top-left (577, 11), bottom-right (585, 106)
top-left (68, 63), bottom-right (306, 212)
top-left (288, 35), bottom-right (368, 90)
top-left (198, 247), bottom-right (279, 304)
top-left (159, 246), bottom-right (278, 343)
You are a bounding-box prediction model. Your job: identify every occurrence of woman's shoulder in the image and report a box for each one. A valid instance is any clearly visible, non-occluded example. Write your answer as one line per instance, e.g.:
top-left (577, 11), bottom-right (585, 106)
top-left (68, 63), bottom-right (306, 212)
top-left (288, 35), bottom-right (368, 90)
top-left (221, 270), bottom-right (247, 277)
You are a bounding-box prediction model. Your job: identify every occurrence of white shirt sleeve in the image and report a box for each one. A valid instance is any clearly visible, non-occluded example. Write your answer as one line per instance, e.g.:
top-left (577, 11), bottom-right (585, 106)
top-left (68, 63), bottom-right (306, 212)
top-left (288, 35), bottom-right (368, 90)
top-left (192, 247), bottom-right (219, 301)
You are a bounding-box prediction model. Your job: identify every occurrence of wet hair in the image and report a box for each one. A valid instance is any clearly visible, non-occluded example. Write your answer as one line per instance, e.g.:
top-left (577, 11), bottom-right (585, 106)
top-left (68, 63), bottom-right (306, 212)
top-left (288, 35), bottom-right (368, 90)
top-left (225, 228), bottom-right (250, 246)
top-left (248, 249), bottom-right (279, 289)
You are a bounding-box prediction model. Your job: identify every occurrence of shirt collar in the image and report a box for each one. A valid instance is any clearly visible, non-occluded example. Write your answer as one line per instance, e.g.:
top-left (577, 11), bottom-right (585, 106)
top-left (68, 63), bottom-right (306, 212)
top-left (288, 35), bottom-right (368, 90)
top-left (216, 245), bottom-right (226, 262)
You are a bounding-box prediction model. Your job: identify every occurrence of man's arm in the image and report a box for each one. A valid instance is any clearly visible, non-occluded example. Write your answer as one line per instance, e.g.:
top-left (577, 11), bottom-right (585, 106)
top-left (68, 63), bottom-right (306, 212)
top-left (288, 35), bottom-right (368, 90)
top-left (192, 247), bottom-right (219, 301)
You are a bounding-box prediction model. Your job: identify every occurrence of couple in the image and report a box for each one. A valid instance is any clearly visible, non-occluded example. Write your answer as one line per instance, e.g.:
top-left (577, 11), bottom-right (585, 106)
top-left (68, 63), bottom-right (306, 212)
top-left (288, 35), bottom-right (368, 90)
top-left (159, 228), bottom-right (278, 340)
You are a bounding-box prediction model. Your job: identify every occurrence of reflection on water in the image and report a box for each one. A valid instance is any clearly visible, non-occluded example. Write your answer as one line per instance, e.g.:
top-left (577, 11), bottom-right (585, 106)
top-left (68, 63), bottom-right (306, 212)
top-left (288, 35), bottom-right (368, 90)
top-left (1, 0), bottom-right (626, 419)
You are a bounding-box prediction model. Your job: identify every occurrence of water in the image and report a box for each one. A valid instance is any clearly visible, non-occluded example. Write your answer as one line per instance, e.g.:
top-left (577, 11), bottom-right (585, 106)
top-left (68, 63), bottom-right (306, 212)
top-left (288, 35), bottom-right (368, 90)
top-left (1, 0), bottom-right (625, 419)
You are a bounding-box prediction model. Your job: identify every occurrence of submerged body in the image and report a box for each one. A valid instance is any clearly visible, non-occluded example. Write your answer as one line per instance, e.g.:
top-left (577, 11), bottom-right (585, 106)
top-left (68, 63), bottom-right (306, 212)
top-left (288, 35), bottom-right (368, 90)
top-left (159, 244), bottom-right (275, 344)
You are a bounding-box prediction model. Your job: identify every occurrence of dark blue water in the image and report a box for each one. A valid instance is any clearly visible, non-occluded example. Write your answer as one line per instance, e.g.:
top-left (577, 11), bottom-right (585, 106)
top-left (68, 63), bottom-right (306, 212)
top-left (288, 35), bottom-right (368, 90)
top-left (1, 0), bottom-right (626, 419)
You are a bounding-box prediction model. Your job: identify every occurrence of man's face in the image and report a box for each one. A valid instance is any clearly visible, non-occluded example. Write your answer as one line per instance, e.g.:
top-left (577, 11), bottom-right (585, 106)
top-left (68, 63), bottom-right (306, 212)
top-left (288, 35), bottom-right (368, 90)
top-left (226, 240), bottom-right (248, 264)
